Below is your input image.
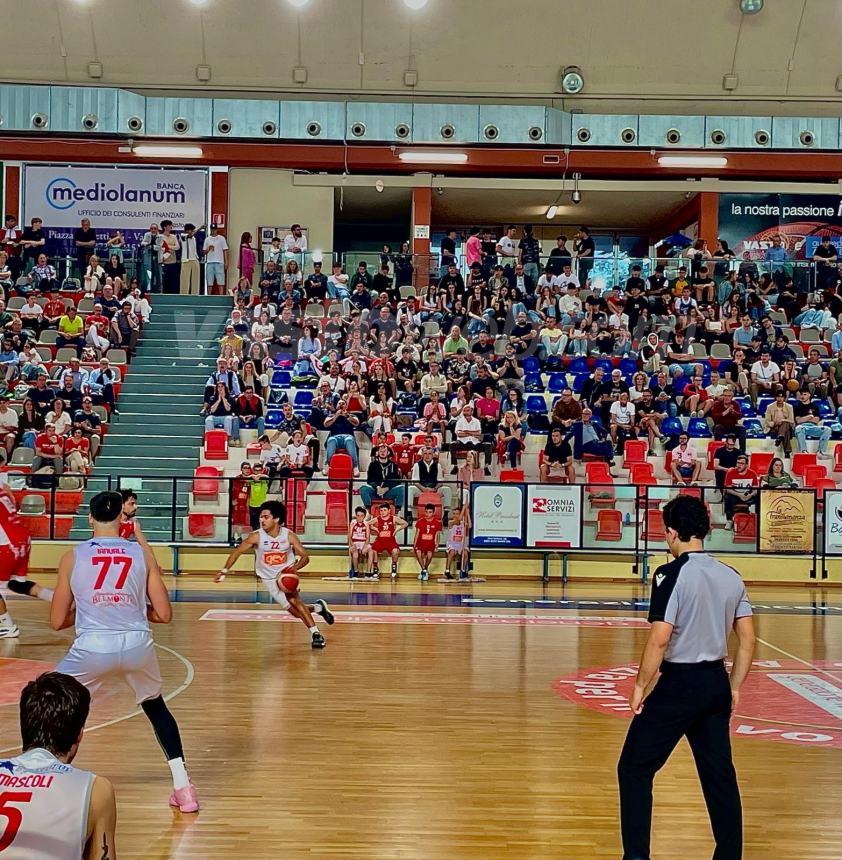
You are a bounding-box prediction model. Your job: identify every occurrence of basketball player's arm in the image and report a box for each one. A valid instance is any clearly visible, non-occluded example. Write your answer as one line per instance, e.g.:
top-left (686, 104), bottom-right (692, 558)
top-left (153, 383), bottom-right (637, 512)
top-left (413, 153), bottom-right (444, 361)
top-left (630, 621), bottom-right (673, 715)
top-left (214, 530), bottom-right (259, 582)
top-left (84, 775), bottom-right (117, 860)
top-left (287, 531), bottom-right (310, 572)
top-left (49, 551), bottom-right (77, 631)
top-left (729, 614), bottom-right (756, 711)
top-left (145, 551), bottom-right (172, 624)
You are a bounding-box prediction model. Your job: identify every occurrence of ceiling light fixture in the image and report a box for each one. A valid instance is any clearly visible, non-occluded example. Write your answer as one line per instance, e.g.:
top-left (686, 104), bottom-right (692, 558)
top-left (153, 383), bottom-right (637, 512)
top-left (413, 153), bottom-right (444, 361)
top-left (658, 155), bottom-right (728, 168)
top-left (286, 0), bottom-right (311, 6)
top-left (571, 172), bottom-right (582, 204)
top-left (398, 151), bottom-right (468, 164)
top-left (402, 0), bottom-right (430, 9)
top-left (133, 145), bottom-right (204, 159)
top-left (545, 205), bottom-right (559, 220)
top-left (739, 0), bottom-right (763, 14)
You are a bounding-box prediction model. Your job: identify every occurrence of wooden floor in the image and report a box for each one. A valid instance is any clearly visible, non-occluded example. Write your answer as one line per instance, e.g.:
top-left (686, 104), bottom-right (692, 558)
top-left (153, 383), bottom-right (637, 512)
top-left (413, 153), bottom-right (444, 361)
top-left (1, 578), bottom-right (841, 859)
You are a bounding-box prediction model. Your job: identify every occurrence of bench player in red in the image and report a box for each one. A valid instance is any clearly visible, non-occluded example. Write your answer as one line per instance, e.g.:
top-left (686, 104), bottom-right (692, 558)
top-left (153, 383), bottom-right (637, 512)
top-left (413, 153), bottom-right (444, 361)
top-left (369, 501), bottom-right (407, 580)
top-left (413, 503), bottom-right (442, 582)
top-left (347, 506), bottom-right (372, 579)
top-left (215, 500), bottom-right (335, 648)
top-left (0, 473), bottom-right (31, 637)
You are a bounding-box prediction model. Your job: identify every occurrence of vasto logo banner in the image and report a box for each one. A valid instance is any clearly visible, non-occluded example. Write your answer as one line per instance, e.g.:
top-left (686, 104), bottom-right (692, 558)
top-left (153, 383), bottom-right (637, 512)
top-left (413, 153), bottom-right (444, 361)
top-left (23, 164), bottom-right (208, 232)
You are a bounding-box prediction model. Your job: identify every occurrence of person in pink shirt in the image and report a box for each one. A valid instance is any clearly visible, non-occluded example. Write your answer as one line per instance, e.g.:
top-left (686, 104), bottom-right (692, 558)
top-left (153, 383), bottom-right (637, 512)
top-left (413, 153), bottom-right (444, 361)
top-left (465, 226), bottom-right (483, 269)
top-left (238, 231), bottom-right (256, 285)
top-left (473, 385), bottom-right (501, 437)
top-left (669, 432), bottom-right (701, 485)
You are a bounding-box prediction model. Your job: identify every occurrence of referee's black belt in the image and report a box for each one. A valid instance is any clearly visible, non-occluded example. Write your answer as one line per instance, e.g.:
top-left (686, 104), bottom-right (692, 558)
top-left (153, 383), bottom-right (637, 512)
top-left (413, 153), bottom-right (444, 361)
top-left (660, 659), bottom-right (725, 672)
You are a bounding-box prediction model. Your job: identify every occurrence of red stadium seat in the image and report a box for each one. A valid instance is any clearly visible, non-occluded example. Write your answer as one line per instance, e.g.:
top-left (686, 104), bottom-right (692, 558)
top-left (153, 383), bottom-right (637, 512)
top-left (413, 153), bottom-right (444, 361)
top-left (733, 513), bottom-right (756, 543)
top-left (706, 441), bottom-right (725, 470)
top-left (414, 490), bottom-right (443, 519)
top-left (499, 469), bottom-right (525, 482)
top-left (622, 439), bottom-right (647, 469)
top-left (327, 452), bottom-right (354, 488)
top-left (791, 452), bottom-right (817, 478)
top-left (802, 465), bottom-right (827, 489)
top-left (833, 445), bottom-right (842, 473)
top-left (203, 430), bottom-right (229, 461)
top-left (642, 509), bottom-right (666, 542)
top-left (193, 466), bottom-right (221, 501)
top-left (188, 514), bottom-right (215, 538)
top-left (325, 491), bottom-right (350, 534)
top-left (629, 462), bottom-right (654, 484)
top-left (595, 509), bottom-right (623, 542)
top-left (749, 452), bottom-right (773, 475)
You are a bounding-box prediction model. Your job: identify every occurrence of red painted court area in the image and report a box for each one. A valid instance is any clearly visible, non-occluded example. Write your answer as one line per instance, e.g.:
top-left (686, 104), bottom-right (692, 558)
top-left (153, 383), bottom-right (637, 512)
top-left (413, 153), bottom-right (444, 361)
top-left (554, 660), bottom-right (842, 748)
top-left (0, 658), bottom-right (57, 707)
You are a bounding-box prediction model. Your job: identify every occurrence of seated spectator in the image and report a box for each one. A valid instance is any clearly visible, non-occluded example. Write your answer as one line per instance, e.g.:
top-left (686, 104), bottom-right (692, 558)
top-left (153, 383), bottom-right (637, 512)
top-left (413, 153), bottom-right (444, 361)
top-left (110, 302), bottom-right (140, 357)
top-left (418, 389), bottom-right (446, 435)
top-left (456, 449), bottom-right (485, 492)
top-left (551, 388), bottom-right (582, 431)
top-left (634, 389), bottom-right (663, 450)
top-left (32, 421), bottom-right (64, 475)
top-left (19, 295), bottom-right (44, 336)
top-left (41, 289), bottom-right (66, 330)
top-left (277, 428), bottom-right (314, 480)
top-left (508, 311), bottom-right (535, 355)
top-left (368, 381), bottom-right (395, 435)
top-left (293, 325), bottom-right (322, 377)
top-left (56, 374), bottom-right (83, 415)
top-left (127, 288), bottom-right (152, 324)
top-left (763, 389), bottom-right (794, 455)
top-left (56, 306), bottom-right (86, 357)
top-left (709, 388), bottom-right (746, 451)
top-left (204, 382), bottom-right (240, 442)
top-left (609, 390), bottom-right (637, 453)
top-left (251, 311), bottom-right (274, 345)
top-left (794, 387), bottom-right (831, 457)
top-left (73, 396), bottom-right (103, 458)
top-left (723, 454), bottom-right (759, 525)
top-left (28, 253), bottom-right (58, 293)
top-left (27, 372), bottom-right (56, 417)
top-left (0, 399), bottom-right (18, 458)
top-left (64, 426), bottom-right (91, 474)
top-left (270, 401), bottom-right (320, 469)
top-left (327, 261), bottom-right (351, 302)
top-left (258, 260), bottom-right (282, 298)
top-left (496, 410), bottom-right (524, 469)
top-left (539, 426), bottom-right (575, 483)
top-left (669, 432), bottom-right (701, 485)
top-left (18, 344), bottom-right (45, 382)
top-left (88, 357), bottom-right (119, 414)
top-left (45, 397), bottom-right (72, 436)
top-left (568, 406), bottom-right (615, 466)
top-left (539, 317), bottom-right (567, 359)
top-left (450, 402), bottom-right (490, 474)
top-left (324, 395), bottom-right (361, 476)
top-left (256, 434), bottom-right (284, 478)
top-left (17, 397), bottom-right (44, 449)
top-left (236, 385), bottom-right (266, 437)
top-left (83, 255), bottom-right (106, 294)
top-left (802, 348), bottom-right (831, 401)
top-left (712, 433), bottom-right (741, 493)
top-left (762, 457), bottom-right (797, 488)
top-left (409, 444), bottom-right (452, 509)
top-left (0, 337), bottom-right (18, 384)
top-left (360, 443), bottom-right (405, 510)
top-left (750, 349), bottom-right (780, 406)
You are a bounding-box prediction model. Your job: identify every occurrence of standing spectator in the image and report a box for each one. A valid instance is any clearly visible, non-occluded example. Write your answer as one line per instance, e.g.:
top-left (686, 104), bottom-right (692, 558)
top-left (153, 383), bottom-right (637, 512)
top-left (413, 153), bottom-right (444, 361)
top-left (793, 387), bottom-right (831, 457)
top-left (764, 233), bottom-right (789, 285)
top-left (546, 235), bottom-right (571, 276)
top-left (73, 217), bottom-right (97, 277)
top-left (204, 225), bottom-right (229, 295)
top-left (573, 226), bottom-right (595, 284)
top-left (179, 223), bottom-right (201, 295)
top-left (763, 389), bottom-right (795, 455)
top-left (813, 235), bottom-right (839, 291)
top-left (712, 433), bottom-right (741, 494)
top-left (724, 454), bottom-right (759, 526)
top-left (465, 227), bottom-right (483, 271)
top-left (283, 224), bottom-right (307, 256)
top-left (56, 306), bottom-right (85, 356)
top-left (518, 224), bottom-right (541, 285)
top-left (237, 231), bottom-right (256, 286)
top-left (110, 302), bottom-right (140, 357)
top-left (670, 432), bottom-right (701, 485)
top-left (19, 217), bottom-right (46, 272)
top-left (105, 228), bottom-right (125, 261)
top-left (359, 443), bottom-right (405, 510)
top-left (0, 214), bottom-right (23, 280)
top-left (204, 382), bottom-right (240, 441)
top-left (439, 229), bottom-right (458, 277)
top-left (141, 223), bottom-right (164, 293)
top-left (160, 220), bottom-right (181, 294)
top-left (496, 225), bottom-right (518, 283)
top-left (32, 421), bottom-right (64, 475)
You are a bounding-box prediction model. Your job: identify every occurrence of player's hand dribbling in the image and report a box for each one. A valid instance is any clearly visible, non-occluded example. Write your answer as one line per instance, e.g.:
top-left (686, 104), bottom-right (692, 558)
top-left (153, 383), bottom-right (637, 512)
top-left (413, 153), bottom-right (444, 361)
top-left (214, 569), bottom-right (227, 583)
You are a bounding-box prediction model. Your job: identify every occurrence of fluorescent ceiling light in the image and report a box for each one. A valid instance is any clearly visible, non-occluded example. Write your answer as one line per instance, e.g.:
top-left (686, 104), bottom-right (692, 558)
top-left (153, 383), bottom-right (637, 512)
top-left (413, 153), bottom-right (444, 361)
top-left (133, 145), bottom-right (204, 159)
top-left (658, 155), bottom-right (728, 168)
top-left (287, 0), bottom-right (310, 6)
top-left (398, 151), bottom-right (468, 164)
top-left (403, 0), bottom-right (430, 8)
top-left (546, 205), bottom-right (559, 220)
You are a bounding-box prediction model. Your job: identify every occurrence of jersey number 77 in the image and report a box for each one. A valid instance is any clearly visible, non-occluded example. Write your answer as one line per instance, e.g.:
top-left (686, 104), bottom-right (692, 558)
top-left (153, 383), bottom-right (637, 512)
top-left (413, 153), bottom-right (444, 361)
top-left (92, 556), bottom-right (132, 590)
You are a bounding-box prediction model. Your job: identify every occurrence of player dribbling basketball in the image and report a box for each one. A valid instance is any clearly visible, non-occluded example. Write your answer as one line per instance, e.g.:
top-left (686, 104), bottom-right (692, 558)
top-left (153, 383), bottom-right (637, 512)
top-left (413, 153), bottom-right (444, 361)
top-left (215, 500), bottom-right (335, 648)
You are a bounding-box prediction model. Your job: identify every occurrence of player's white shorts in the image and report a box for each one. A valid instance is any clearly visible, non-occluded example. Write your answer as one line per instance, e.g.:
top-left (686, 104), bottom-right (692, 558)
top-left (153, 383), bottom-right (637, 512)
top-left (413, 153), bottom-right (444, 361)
top-left (261, 576), bottom-right (291, 610)
top-left (56, 632), bottom-right (163, 704)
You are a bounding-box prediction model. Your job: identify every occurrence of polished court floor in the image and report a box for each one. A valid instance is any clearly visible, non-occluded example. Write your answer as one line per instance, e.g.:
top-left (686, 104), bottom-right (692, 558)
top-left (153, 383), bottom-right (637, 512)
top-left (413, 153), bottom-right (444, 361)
top-left (1, 576), bottom-right (841, 859)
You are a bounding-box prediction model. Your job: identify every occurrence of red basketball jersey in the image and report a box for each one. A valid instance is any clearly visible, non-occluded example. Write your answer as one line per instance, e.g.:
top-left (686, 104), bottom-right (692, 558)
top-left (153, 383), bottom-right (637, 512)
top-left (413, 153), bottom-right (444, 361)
top-left (415, 517), bottom-right (442, 545)
top-left (119, 518), bottom-right (136, 540)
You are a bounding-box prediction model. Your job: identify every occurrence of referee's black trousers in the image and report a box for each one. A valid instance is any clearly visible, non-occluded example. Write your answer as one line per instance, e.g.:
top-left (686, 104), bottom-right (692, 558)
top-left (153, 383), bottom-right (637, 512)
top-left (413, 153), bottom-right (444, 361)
top-left (617, 660), bottom-right (742, 860)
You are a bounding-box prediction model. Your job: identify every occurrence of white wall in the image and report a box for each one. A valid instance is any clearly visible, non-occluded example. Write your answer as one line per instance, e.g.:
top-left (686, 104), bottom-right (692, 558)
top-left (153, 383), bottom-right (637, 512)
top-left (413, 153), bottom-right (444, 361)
top-left (227, 168), bottom-right (334, 285)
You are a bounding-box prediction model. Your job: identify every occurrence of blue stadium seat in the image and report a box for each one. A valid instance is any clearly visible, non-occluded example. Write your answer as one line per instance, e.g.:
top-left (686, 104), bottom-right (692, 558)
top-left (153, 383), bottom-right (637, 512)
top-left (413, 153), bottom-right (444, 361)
top-left (293, 390), bottom-right (314, 409)
top-left (547, 373), bottom-right (567, 393)
top-left (817, 400), bottom-right (834, 418)
top-left (273, 353), bottom-right (294, 368)
top-left (526, 395), bottom-right (547, 413)
top-left (757, 397), bottom-right (773, 416)
top-left (661, 417), bottom-right (683, 437)
top-left (687, 417), bottom-right (712, 438)
top-left (271, 369), bottom-right (292, 387)
top-left (265, 409), bottom-right (283, 428)
top-left (524, 373), bottom-right (544, 393)
top-left (571, 373), bottom-right (588, 393)
top-left (619, 358), bottom-right (638, 377)
top-left (594, 358), bottom-right (613, 375)
top-left (735, 396), bottom-right (755, 417)
top-left (743, 418), bottom-right (765, 438)
top-left (568, 357), bottom-right (589, 375)
top-left (522, 356), bottom-right (541, 374)
top-left (545, 355), bottom-right (563, 371)
top-left (528, 414), bottom-right (550, 433)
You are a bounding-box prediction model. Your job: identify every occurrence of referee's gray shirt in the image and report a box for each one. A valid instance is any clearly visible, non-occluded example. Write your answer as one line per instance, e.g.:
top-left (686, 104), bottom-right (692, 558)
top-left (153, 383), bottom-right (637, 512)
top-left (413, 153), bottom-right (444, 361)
top-left (648, 551), bottom-right (753, 663)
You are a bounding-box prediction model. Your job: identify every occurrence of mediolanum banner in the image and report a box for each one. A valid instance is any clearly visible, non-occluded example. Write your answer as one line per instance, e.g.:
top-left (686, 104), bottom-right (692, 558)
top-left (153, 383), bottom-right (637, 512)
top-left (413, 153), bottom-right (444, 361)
top-left (23, 163), bottom-right (208, 236)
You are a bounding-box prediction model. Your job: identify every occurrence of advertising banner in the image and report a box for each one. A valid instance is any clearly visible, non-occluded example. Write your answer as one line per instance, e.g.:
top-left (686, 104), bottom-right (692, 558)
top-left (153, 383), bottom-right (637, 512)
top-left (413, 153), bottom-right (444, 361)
top-left (758, 489), bottom-right (815, 555)
top-left (822, 490), bottom-right (842, 555)
top-left (470, 483), bottom-right (524, 547)
top-left (718, 193), bottom-right (842, 260)
top-left (525, 484), bottom-right (583, 549)
top-left (22, 164), bottom-right (209, 252)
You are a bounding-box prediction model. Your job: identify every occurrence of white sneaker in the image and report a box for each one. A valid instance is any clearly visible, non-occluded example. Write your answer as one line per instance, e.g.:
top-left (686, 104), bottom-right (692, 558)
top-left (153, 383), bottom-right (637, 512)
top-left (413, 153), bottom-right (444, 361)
top-left (0, 625), bottom-right (20, 639)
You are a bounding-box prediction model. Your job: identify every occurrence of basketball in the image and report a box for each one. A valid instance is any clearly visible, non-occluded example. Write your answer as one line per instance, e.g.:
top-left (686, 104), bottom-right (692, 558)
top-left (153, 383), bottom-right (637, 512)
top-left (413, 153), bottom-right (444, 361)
top-left (277, 568), bottom-right (300, 593)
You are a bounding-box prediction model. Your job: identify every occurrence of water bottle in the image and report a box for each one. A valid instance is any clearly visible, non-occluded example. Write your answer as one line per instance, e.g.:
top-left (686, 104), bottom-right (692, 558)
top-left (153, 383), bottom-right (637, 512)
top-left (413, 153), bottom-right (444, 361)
top-left (624, 512), bottom-right (631, 526)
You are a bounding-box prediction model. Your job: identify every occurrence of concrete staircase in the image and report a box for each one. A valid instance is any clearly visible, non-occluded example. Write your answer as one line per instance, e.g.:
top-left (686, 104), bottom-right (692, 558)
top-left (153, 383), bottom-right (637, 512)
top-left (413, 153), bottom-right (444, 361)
top-left (71, 294), bottom-right (232, 541)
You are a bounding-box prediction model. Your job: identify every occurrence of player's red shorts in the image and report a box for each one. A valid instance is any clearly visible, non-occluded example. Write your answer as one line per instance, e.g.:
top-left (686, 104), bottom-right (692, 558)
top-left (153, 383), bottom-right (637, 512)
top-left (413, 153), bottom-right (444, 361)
top-left (372, 537), bottom-right (399, 554)
top-left (0, 536), bottom-right (31, 582)
top-left (415, 536), bottom-right (437, 550)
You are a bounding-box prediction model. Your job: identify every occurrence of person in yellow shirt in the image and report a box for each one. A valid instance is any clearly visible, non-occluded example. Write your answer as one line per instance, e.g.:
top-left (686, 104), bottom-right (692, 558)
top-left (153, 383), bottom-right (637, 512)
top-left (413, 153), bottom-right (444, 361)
top-left (671, 265), bottom-right (690, 298)
top-left (56, 305), bottom-right (85, 356)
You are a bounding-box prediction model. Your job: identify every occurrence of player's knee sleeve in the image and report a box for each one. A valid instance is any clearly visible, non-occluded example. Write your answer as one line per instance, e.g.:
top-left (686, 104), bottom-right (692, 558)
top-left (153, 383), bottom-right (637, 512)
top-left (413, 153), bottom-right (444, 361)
top-left (141, 695), bottom-right (185, 761)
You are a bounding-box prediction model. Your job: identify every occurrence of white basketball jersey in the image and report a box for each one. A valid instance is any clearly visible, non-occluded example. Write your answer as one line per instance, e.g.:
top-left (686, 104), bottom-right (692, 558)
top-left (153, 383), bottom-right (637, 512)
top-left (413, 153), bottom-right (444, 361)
top-left (71, 537), bottom-right (150, 640)
top-left (0, 748), bottom-right (94, 859)
top-left (254, 527), bottom-right (295, 581)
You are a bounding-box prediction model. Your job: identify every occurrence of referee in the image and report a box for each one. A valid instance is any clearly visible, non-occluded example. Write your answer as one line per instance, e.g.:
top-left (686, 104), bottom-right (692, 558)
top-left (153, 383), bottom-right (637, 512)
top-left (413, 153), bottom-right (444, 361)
top-left (617, 494), bottom-right (756, 860)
